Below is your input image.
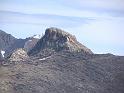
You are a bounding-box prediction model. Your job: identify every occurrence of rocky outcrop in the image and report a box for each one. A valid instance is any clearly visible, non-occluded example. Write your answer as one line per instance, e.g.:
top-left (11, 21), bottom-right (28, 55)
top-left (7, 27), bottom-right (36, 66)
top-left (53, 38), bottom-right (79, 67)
top-left (28, 27), bottom-right (93, 56)
top-left (8, 48), bottom-right (29, 62)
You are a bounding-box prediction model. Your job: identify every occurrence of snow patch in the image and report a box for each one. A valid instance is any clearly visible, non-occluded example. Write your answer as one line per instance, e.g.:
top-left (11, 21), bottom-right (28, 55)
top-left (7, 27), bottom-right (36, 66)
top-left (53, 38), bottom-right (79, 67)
top-left (28, 40), bottom-right (32, 42)
top-left (1, 50), bottom-right (5, 57)
top-left (39, 56), bottom-right (51, 61)
top-left (33, 35), bottom-right (42, 39)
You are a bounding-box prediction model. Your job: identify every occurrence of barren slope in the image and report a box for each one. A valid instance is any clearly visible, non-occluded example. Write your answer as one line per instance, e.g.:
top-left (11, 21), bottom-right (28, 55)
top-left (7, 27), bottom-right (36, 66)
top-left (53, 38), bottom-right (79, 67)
top-left (0, 52), bottom-right (124, 93)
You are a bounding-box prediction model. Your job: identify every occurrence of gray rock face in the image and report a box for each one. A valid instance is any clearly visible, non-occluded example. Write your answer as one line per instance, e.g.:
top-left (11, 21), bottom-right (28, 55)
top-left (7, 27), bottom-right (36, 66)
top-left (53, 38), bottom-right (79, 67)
top-left (29, 27), bottom-right (93, 56)
top-left (24, 38), bottom-right (39, 52)
top-left (8, 48), bottom-right (29, 62)
top-left (0, 52), bottom-right (3, 60)
top-left (0, 30), bottom-right (28, 58)
top-left (5, 39), bottom-right (29, 58)
top-left (5, 37), bottom-right (40, 58)
top-left (0, 30), bottom-right (16, 50)
top-left (0, 29), bottom-right (41, 58)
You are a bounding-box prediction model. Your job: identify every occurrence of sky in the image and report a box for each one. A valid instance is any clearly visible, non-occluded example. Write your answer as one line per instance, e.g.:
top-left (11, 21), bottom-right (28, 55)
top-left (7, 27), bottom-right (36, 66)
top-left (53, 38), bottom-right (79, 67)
top-left (0, 0), bottom-right (124, 55)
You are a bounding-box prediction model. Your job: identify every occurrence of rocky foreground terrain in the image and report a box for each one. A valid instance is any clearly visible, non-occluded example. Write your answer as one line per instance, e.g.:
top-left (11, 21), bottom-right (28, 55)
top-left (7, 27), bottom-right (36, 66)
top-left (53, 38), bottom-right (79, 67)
top-left (0, 27), bottom-right (124, 93)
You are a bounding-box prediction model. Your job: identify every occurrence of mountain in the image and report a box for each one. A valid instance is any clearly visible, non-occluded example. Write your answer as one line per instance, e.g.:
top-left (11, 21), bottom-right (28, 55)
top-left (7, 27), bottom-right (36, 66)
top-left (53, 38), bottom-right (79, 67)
top-left (0, 30), bottom-right (16, 50)
top-left (0, 30), bottom-right (41, 58)
top-left (28, 27), bottom-right (93, 56)
top-left (4, 38), bottom-right (29, 58)
top-left (0, 27), bottom-right (124, 93)
top-left (0, 30), bottom-right (18, 58)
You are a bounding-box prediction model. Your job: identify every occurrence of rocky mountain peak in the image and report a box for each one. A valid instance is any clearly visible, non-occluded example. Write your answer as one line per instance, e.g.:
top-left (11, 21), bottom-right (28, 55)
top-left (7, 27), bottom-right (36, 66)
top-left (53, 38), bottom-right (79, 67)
top-left (45, 27), bottom-right (75, 38)
top-left (28, 27), bottom-right (93, 56)
top-left (45, 27), bottom-right (77, 42)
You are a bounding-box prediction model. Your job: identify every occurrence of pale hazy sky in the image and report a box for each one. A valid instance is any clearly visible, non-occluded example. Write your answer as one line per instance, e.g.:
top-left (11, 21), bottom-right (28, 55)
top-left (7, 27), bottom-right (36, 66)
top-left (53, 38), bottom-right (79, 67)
top-left (0, 0), bottom-right (124, 55)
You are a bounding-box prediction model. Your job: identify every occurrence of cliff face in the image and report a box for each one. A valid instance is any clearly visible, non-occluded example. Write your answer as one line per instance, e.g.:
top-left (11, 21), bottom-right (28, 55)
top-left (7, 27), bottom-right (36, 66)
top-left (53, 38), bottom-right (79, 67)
top-left (0, 30), bottom-right (16, 50)
top-left (0, 51), bottom-right (3, 60)
top-left (24, 38), bottom-right (39, 52)
top-left (28, 27), bottom-right (93, 56)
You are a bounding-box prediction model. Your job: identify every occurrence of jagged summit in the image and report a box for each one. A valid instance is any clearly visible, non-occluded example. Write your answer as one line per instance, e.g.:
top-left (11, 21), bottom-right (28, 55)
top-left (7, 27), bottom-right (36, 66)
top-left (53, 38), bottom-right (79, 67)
top-left (28, 27), bottom-right (93, 56)
top-left (45, 27), bottom-right (75, 38)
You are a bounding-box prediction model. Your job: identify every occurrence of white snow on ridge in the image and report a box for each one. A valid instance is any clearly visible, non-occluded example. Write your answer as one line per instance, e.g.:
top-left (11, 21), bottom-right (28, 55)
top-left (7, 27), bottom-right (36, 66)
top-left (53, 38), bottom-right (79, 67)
top-left (28, 40), bottom-right (32, 42)
top-left (1, 50), bottom-right (5, 57)
top-left (33, 35), bottom-right (42, 39)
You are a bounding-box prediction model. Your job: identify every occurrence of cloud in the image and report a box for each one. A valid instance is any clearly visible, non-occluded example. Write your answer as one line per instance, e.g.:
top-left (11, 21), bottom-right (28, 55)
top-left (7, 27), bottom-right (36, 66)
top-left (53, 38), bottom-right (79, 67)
top-left (0, 0), bottom-right (124, 18)
top-left (63, 0), bottom-right (124, 11)
top-left (59, 0), bottom-right (124, 17)
top-left (0, 11), bottom-right (94, 27)
top-left (0, 10), bottom-right (95, 38)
